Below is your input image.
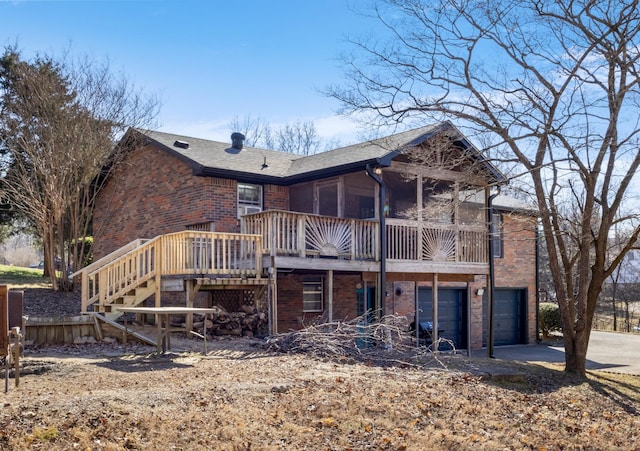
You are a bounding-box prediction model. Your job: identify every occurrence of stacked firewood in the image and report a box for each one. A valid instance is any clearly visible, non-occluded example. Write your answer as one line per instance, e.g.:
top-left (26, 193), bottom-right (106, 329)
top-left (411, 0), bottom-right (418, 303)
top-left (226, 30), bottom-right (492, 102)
top-left (171, 305), bottom-right (268, 339)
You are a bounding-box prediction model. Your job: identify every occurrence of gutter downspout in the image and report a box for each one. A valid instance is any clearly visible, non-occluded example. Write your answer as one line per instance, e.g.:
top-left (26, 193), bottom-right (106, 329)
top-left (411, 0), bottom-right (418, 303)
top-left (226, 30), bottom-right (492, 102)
top-left (366, 164), bottom-right (386, 319)
top-left (487, 185), bottom-right (501, 358)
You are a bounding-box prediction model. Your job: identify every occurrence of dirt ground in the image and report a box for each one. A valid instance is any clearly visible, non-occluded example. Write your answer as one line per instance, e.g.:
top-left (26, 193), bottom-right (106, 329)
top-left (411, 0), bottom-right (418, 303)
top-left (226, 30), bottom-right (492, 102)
top-left (2, 335), bottom-right (640, 451)
top-left (4, 284), bottom-right (640, 449)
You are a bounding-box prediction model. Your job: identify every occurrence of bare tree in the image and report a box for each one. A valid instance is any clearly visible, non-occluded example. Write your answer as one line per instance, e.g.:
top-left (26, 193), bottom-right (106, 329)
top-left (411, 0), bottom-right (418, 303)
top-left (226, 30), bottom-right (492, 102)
top-left (601, 230), bottom-right (640, 332)
top-left (229, 115), bottom-right (272, 147)
top-left (229, 116), bottom-right (332, 155)
top-left (328, 0), bottom-right (640, 376)
top-left (274, 121), bottom-right (321, 155)
top-left (0, 48), bottom-right (158, 290)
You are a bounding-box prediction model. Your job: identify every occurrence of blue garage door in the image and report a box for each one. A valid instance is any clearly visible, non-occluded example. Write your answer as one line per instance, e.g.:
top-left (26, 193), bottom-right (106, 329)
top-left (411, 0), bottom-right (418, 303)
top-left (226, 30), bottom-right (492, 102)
top-left (483, 289), bottom-right (527, 346)
top-left (417, 287), bottom-right (466, 349)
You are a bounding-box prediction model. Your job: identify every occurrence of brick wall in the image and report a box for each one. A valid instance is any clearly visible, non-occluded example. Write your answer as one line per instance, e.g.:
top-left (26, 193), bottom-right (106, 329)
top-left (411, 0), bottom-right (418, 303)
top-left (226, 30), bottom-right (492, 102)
top-left (464, 213), bottom-right (538, 348)
top-left (93, 142), bottom-right (290, 259)
top-left (275, 272), bottom-right (360, 333)
top-left (379, 212), bottom-right (538, 350)
top-left (265, 184), bottom-right (288, 211)
top-left (385, 281), bottom-right (416, 321)
top-left (94, 144), bottom-right (226, 258)
top-left (494, 213), bottom-right (538, 344)
top-left (332, 274), bottom-right (361, 321)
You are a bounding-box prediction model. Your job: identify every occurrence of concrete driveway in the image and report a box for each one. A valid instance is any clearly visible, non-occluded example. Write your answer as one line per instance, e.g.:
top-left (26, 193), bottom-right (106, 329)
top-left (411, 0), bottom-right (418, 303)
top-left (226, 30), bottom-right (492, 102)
top-left (485, 330), bottom-right (640, 375)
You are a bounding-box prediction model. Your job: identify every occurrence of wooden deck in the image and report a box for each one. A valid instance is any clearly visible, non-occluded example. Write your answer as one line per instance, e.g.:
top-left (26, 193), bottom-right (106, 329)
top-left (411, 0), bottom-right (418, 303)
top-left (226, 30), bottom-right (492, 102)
top-left (75, 231), bottom-right (264, 318)
top-left (242, 210), bottom-right (489, 273)
top-left (76, 213), bottom-right (490, 323)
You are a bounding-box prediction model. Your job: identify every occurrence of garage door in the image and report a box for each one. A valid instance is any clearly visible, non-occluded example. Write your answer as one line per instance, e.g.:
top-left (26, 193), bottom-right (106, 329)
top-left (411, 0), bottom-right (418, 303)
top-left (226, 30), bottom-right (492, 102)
top-left (417, 288), bottom-right (466, 349)
top-left (483, 289), bottom-right (527, 346)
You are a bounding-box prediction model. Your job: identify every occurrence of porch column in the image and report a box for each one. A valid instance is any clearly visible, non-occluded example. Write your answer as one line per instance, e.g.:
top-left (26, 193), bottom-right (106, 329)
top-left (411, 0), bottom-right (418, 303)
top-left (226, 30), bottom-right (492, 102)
top-left (268, 264), bottom-right (278, 335)
top-left (185, 280), bottom-right (201, 335)
top-left (466, 281), bottom-right (472, 357)
top-left (432, 273), bottom-right (439, 345)
top-left (327, 269), bottom-right (334, 322)
top-left (154, 239), bottom-right (162, 308)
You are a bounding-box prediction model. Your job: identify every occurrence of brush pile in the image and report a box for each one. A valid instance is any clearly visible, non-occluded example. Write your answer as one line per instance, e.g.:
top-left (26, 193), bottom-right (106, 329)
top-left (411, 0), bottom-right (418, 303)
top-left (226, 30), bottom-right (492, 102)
top-left (264, 314), bottom-right (457, 368)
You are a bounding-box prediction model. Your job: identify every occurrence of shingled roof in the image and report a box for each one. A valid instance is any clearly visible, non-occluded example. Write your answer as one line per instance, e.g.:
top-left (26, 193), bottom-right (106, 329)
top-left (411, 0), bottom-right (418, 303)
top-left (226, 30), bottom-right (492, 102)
top-left (132, 121), bottom-right (504, 185)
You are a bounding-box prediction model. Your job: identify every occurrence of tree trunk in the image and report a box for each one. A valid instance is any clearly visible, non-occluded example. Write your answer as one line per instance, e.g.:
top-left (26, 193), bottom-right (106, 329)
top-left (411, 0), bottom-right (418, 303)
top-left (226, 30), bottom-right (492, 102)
top-left (562, 286), bottom-right (599, 378)
top-left (43, 222), bottom-right (59, 291)
top-left (563, 330), bottom-right (589, 377)
top-left (611, 283), bottom-right (618, 332)
top-left (625, 300), bottom-right (630, 333)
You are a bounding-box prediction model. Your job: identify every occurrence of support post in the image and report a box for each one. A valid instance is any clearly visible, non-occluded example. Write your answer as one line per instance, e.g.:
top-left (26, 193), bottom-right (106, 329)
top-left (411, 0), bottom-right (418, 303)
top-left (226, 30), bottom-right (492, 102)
top-left (185, 280), bottom-right (201, 336)
top-left (432, 273), bottom-right (439, 346)
top-left (268, 260), bottom-right (278, 335)
top-left (154, 240), bottom-right (162, 308)
top-left (327, 269), bottom-right (334, 322)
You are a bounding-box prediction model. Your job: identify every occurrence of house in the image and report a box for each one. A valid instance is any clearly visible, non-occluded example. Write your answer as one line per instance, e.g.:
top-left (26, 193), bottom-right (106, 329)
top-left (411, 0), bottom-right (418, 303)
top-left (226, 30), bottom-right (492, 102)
top-left (81, 121), bottom-right (538, 350)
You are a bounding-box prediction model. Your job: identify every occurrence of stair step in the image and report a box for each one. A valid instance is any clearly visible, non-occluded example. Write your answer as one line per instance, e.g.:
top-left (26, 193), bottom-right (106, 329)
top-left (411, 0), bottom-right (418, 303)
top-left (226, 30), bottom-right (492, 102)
top-left (87, 278), bottom-right (158, 321)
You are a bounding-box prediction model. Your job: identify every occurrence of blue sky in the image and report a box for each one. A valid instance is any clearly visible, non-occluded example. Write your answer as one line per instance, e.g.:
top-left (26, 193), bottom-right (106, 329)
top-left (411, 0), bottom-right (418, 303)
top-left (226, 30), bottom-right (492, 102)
top-left (1, 0), bottom-right (377, 145)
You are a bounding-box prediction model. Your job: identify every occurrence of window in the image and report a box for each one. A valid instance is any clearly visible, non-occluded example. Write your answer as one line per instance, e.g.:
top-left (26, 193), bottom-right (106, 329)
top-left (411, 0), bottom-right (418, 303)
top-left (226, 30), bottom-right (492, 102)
top-left (491, 212), bottom-right (503, 258)
top-left (303, 278), bottom-right (323, 312)
top-left (238, 183), bottom-right (262, 218)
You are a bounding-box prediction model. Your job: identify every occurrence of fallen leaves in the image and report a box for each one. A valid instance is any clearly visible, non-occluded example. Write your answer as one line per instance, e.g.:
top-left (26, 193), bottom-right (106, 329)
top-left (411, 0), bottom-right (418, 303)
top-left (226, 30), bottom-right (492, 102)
top-left (1, 340), bottom-right (639, 450)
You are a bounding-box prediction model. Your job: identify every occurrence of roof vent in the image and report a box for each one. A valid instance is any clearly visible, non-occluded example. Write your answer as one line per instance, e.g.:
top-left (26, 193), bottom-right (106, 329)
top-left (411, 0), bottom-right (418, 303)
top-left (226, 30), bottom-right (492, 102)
top-left (231, 132), bottom-right (245, 151)
top-left (174, 140), bottom-right (189, 149)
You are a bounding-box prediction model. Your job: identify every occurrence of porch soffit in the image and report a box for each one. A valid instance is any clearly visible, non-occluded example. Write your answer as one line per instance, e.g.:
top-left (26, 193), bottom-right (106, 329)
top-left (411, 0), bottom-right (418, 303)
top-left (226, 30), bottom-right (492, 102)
top-left (365, 272), bottom-right (479, 283)
top-left (386, 273), bottom-right (477, 283)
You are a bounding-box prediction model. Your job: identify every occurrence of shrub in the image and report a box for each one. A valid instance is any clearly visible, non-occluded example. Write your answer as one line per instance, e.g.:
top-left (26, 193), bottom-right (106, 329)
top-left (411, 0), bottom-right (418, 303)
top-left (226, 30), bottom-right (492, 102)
top-left (539, 302), bottom-right (562, 338)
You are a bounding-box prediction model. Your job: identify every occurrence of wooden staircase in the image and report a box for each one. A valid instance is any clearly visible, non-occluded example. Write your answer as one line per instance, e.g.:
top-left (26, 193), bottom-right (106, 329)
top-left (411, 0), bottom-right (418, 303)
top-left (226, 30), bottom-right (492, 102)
top-left (91, 279), bottom-right (157, 321)
top-left (73, 230), bottom-right (264, 323)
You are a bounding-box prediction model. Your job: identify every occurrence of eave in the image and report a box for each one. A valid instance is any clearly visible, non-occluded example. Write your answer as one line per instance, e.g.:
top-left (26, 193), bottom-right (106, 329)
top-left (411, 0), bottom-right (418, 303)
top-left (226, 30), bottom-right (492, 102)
top-left (195, 154), bottom-right (397, 186)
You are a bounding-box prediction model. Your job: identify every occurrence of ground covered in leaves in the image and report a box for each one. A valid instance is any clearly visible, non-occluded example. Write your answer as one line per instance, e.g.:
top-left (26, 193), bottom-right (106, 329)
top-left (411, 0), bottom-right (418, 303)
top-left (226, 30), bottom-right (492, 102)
top-left (2, 337), bottom-right (639, 451)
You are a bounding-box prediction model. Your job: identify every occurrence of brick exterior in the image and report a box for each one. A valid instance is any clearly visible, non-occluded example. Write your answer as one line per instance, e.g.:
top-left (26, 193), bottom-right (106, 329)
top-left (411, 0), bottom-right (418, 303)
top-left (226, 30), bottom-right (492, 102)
top-left (265, 184), bottom-right (289, 211)
top-left (274, 258), bottom-right (539, 350)
top-left (494, 212), bottom-right (538, 346)
top-left (94, 144), bottom-right (218, 258)
top-left (93, 141), bottom-right (538, 351)
top-left (275, 272), bottom-right (360, 333)
top-left (400, 213), bottom-right (538, 350)
top-left (93, 143), bottom-right (289, 259)
top-left (385, 281), bottom-right (416, 320)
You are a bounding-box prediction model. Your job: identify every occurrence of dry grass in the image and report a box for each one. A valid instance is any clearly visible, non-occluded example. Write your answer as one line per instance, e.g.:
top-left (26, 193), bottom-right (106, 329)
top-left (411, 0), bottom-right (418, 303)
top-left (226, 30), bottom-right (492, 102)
top-left (0, 264), bottom-right (51, 289)
top-left (2, 338), bottom-right (639, 451)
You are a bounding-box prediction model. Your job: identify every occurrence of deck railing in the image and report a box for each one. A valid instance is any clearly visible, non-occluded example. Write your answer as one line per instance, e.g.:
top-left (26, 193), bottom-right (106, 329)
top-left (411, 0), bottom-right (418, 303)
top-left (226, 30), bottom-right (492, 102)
top-left (386, 219), bottom-right (487, 263)
top-left (241, 210), bottom-right (487, 264)
top-left (78, 231), bottom-right (262, 312)
top-left (242, 210), bottom-right (378, 260)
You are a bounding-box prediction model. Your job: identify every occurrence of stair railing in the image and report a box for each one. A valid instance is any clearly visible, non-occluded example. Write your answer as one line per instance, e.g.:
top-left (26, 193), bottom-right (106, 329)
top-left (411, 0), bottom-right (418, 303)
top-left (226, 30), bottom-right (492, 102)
top-left (76, 231), bottom-right (263, 313)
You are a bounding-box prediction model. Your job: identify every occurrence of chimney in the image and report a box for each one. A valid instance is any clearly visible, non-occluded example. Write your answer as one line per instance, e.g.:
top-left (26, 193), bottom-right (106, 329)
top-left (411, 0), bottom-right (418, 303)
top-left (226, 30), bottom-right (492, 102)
top-left (173, 140), bottom-right (189, 149)
top-left (231, 132), bottom-right (245, 150)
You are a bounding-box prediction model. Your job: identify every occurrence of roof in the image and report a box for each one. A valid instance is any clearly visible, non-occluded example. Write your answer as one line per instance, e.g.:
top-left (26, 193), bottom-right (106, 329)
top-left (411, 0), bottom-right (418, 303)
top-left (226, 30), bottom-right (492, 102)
top-left (131, 121), bottom-right (506, 185)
